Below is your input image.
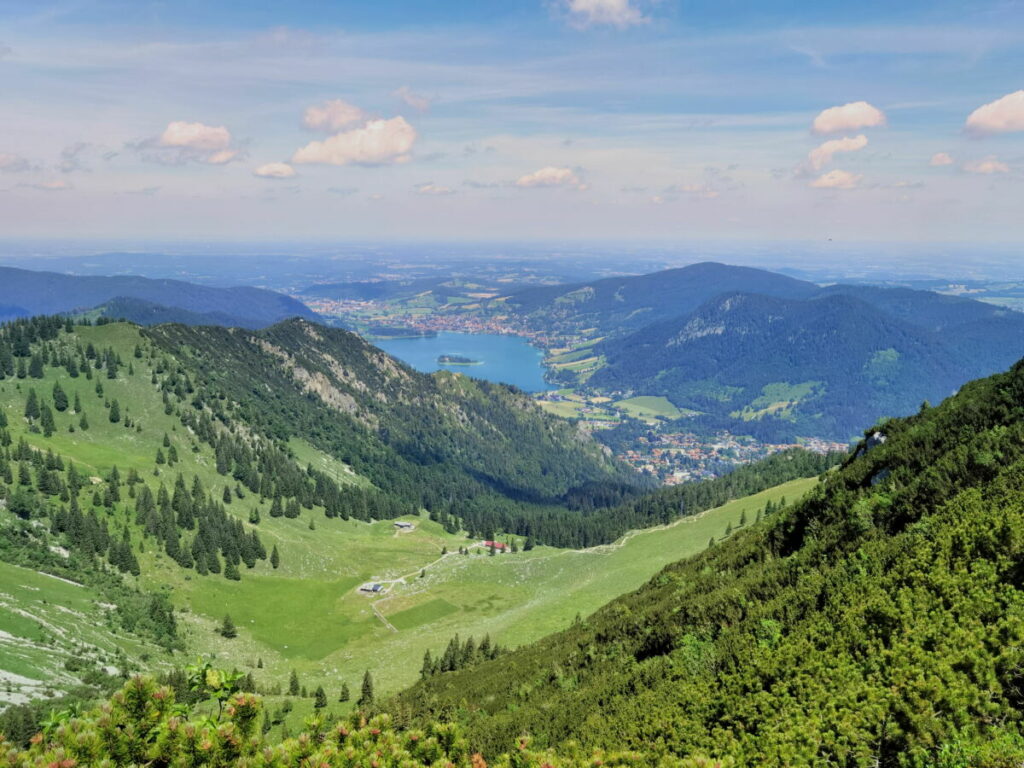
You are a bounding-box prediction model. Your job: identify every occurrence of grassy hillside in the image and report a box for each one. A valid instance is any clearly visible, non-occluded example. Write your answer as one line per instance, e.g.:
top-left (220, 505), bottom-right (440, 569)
top-left (394, 354), bottom-right (1024, 765)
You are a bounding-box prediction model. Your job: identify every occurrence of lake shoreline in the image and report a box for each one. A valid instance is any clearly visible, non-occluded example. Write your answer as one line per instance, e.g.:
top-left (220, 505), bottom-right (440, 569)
top-left (377, 331), bottom-right (550, 392)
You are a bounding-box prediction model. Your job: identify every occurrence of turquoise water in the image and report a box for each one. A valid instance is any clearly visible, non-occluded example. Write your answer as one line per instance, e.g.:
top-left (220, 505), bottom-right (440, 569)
top-left (376, 332), bottom-right (550, 392)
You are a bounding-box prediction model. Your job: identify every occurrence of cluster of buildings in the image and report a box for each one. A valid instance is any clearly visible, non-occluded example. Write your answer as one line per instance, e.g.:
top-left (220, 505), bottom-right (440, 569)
top-left (617, 431), bottom-right (849, 485)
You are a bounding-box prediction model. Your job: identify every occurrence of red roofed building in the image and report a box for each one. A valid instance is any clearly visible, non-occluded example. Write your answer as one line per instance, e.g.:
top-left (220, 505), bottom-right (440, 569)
top-left (483, 540), bottom-right (507, 550)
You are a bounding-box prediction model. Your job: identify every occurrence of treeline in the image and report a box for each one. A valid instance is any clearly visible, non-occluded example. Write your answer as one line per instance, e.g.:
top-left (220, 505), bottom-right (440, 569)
top-left (453, 447), bottom-right (844, 548)
top-left (420, 633), bottom-right (506, 680)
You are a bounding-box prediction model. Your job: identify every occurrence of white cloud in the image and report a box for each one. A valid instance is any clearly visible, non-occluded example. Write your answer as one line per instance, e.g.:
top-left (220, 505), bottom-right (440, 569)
top-left (965, 90), bottom-right (1024, 136)
top-left (206, 149), bottom-right (238, 165)
top-left (394, 86), bottom-right (432, 113)
top-left (963, 156), bottom-right (1009, 174)
top-left (563, 0), bottom-right (647, 29)
top-left (141, 120), bottom-right (239, 165)
top-left (20, 179), bottom-right (71, 192)
top-left (160, 121), bottom-right (231, 151)
top-left (415, 182), bottom-right (455, 195)
top-left (810, 169), bottom-right (862, 189)
top-left (0, 153), bottom-right (32, 173)
top-left (811, 101), bottom-right (886, 134)
top-left (929, 152), bottom-right (954, 167)
top-left (515, 166), bottom-right (585, 189)
top-left (302, 99), bottom-right (367, 133)
top-left (807, 134), bottom-right (868, 171)
top-left (254, 162), bottom-right (297, 179)
top-left (291, 117), bottom-right (417, 166)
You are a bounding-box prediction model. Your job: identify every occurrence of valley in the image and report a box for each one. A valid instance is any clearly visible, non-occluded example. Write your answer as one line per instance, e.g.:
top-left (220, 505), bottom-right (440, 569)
top-left (0, 316), bottom-right (828, 732)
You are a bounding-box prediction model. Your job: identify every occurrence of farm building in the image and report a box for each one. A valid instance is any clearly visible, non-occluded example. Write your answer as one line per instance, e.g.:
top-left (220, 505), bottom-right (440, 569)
top-left (394, 521), bottom-right (416, 530)
top-left (483, 540), bottom-right (508, 551)
top-left (359, 583), bottom-right (384, 593)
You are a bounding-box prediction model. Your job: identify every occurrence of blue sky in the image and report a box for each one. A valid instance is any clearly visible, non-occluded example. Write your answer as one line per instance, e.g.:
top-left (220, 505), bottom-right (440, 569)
top-left (0, 0), bottom-right (1022, 242)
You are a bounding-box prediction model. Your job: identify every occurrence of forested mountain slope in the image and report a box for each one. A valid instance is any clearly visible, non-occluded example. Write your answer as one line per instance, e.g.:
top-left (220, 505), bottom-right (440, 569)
top-left (393, 355), bottom-right (1024, 765)
top-left (0, 267), bottom-right (316, 329)
top-left (142, 318), bottom-right (634, 538)
top-left (503, 262), bottom-right (818, 335)
top-left (588, 289), bottom-right (1024, 441)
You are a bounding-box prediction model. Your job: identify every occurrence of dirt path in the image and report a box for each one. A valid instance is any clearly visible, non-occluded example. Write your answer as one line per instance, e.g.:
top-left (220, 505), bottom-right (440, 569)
top-left (364, 543), bottom-right (484, 631)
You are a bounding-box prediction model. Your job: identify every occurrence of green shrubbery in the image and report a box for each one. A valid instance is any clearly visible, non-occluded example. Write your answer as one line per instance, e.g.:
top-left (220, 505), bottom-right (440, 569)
top-left (0, 676), bottom-right (723, 768)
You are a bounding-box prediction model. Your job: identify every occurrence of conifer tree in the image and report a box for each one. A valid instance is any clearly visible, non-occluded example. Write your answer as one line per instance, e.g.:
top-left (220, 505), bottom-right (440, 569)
top-left (219, 614), bottom-right (237, 639)
top-left (108, 399), bottom-right (120, 423)
top-left (288, 669), bottom-right (300, 696)
top-left (24, 389), bottom-right (39, 421)
top-left (339, 682), bottom-right (350, 702)
top-left (270, 545), bottom-right (280, 569)
top-left (52, 382), bottom-right (68, 412)
top-left (39, 405), bottom-right (54, 437)
top-left (358, 670), bottom-right (374, 708)
top-left (314, 685), bottom-right (327, 709)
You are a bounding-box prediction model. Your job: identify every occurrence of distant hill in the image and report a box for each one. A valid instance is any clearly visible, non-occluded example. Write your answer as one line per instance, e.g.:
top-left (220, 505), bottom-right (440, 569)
top-left (94, 296), bottom-right (261, 327)
top-left (0, 266), bottom-right (317, 328)
top-left (590, 287), bottom-right (1024, 439)
top-left (504, 262), bottom-right (819, 335)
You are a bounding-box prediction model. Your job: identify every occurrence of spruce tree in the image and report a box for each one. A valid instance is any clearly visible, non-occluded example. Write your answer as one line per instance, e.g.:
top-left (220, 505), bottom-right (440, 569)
top-left (52, 382), bottom-right (68, 412)
top-left (108, 399), bottom-right (120, 423)
top-left (313, 685), bottom-right (327, 709)
top-left (357, 670), bottom-right (374, 708)
top-left (219, 614), bottom-right (237, 638)
top-left (339, 682), bottom-right (350, 702)
top-left (39, 405), bottom-right (54, 438)
top-left (24, 389), bottom-right (39, 421)
top-left (288, 669), bottom-right (300, 696)
top-left (270, 545), bottom-right (280, 569)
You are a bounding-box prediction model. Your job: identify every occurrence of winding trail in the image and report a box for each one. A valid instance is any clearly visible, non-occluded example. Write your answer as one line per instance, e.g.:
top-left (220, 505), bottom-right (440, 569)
top-left (364, 543), bottom-right (485, 631)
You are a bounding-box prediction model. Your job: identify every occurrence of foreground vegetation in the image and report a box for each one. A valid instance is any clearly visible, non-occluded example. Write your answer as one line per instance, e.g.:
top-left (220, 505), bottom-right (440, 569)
top-left (0, 675), bottom-right (732, 767)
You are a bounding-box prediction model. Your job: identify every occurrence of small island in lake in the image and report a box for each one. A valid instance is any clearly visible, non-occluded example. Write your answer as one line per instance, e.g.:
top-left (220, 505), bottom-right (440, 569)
top-left (438, 354), bottom-right (483, 366)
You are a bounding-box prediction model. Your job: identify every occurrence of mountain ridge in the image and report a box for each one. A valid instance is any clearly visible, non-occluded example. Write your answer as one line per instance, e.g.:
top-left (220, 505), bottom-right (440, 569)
top-left (0, 266), bottom-right (317, 329)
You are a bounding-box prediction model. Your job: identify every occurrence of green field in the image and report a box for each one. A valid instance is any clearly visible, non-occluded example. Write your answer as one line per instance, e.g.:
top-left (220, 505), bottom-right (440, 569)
top-left (614, 395), bottom-right (685, 420)
top-left (731, 380), bottom-right (822, 421)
